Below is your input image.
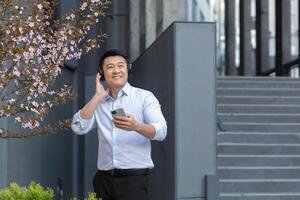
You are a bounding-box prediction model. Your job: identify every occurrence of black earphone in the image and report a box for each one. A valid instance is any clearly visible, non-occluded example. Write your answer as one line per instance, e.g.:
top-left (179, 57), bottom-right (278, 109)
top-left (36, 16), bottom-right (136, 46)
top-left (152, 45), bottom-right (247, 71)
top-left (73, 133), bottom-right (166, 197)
top-left (97, 67), bottom-right (105, 81)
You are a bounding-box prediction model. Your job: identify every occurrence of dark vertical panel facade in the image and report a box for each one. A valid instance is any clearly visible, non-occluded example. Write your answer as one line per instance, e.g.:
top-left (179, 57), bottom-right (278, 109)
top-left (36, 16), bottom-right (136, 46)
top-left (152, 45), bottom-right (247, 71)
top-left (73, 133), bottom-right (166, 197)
top-left (240, 0), bottom-right (253, 75)
top-left (299, 0), bottom-right (300, 68)
top-left (110, 0), bottom-right (130, 53)
top-left (256, 0), bottom-right (270, 75)
top-left (139, 0), bottom-right (146, 52)
top-left (225, 0), bottom-right (236, 75)
top-left (156, 0), bottom-right (163, 36)
top-left (298, 0), bottom-right (300, 76)
top-left (275, 0), bottom-right (291, 76)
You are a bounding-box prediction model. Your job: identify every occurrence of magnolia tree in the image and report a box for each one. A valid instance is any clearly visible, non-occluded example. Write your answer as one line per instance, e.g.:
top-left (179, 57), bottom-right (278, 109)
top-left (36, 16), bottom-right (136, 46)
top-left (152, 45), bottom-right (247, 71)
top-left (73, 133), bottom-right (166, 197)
top-left (0, 0), bottom-right (111, 138)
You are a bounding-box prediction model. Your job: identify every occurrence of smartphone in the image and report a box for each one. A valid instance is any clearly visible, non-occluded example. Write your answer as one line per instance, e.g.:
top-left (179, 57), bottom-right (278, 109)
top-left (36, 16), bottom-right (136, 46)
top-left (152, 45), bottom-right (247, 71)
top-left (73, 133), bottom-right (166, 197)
top-left (111, 108), bottom-right (126, 118)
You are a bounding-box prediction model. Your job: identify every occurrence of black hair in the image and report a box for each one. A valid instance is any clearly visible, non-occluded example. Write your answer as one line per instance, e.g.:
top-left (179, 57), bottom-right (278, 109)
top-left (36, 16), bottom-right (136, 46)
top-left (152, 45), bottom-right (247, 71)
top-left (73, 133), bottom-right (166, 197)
top-left (99, 49), bottom-right (129, 70)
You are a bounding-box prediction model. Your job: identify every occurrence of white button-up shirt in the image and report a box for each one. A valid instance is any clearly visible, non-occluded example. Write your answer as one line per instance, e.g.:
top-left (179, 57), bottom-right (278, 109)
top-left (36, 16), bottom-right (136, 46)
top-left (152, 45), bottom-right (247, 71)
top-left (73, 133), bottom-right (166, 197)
top-left (71, 82), bottom-right (167, 170)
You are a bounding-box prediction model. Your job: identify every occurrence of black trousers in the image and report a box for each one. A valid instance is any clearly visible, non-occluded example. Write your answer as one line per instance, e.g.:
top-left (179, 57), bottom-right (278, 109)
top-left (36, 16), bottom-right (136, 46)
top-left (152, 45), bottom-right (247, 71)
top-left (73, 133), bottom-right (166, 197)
top-left (93, 170), bottom-right (150, 200)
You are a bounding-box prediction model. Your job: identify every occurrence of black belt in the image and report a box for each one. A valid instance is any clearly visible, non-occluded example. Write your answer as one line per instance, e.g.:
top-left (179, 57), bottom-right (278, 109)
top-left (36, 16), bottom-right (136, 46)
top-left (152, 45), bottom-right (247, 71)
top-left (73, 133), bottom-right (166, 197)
top-left (100, 168), bottom-right (149, 177)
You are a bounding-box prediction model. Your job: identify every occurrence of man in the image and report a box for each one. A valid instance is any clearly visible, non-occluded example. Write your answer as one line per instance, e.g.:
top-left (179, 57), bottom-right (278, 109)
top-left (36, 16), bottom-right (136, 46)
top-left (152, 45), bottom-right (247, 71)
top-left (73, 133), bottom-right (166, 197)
top-left (71, 49), bottom-right (167, 200)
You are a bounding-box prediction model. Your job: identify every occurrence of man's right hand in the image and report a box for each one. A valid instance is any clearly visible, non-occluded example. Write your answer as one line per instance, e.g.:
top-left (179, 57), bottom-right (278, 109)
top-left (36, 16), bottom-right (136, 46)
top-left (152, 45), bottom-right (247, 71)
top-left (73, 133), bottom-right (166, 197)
top-left (95, 73), bottom-right (109, 100)
top-left (79, 73), bottom-right (110, 119)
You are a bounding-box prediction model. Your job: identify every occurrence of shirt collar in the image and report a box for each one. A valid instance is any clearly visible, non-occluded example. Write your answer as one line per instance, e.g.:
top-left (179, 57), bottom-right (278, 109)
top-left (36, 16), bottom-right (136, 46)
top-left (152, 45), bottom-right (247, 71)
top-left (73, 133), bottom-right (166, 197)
top-left (122, 82), bottom-right (131, 96)
top-left (104, 82), bottom-right (131, 101)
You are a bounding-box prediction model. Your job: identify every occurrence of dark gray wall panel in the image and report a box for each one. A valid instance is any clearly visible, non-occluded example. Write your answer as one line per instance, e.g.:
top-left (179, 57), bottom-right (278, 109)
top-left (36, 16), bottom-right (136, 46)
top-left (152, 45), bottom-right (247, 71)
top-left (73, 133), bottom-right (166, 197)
top-left (0, 138), bottom-right (8, 188)
top-left (130, 22), bottom-right (176, 200)
top-left (131, 22), bottom-right (216, 200)
top-left (4, 68), bottom-right (75, 198)
top-left (175, 23), bottom-right (216, 198)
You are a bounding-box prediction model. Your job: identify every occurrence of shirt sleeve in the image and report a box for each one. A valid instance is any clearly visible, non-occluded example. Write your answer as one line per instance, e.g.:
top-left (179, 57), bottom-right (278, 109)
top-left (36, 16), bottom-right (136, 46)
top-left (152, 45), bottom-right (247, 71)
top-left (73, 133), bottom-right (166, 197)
top-left (71, 110), bottom-right (96, 135)
top-left (143, 92), bottom-right (167, 141)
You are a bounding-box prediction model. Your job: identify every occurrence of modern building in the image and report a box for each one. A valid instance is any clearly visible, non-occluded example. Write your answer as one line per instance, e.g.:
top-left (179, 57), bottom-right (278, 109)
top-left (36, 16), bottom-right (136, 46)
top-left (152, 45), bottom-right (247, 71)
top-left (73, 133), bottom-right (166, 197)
top-left (1, 0), bottom-right (300, 200)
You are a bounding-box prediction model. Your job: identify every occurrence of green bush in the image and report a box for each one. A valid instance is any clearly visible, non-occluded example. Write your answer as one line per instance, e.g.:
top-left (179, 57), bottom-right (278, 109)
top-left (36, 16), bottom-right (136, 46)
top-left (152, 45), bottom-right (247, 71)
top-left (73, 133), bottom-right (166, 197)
top-left (0, 182), bottom-right (53, 200)
top-left (71, 192), bottom-right (100, 200)
top-left (0, 182), bottom-right (101, 200)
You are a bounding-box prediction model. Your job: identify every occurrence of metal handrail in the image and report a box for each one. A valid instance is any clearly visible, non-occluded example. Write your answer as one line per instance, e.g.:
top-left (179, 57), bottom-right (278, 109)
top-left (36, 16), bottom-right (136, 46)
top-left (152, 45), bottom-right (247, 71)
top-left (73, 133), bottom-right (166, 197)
top-left (258, 58), bottom-right (300, 76)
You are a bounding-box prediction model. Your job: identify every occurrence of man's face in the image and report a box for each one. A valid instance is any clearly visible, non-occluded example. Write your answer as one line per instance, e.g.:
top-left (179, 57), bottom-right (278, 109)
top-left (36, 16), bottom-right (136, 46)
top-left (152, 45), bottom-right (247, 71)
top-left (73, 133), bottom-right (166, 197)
top-left (102, 55), bottom-right (128, 89)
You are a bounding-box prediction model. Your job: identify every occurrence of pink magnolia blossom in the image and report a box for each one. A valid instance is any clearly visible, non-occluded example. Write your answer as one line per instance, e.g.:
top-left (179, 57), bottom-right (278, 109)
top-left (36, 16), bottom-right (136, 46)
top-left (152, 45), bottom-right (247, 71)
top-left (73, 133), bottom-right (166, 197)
top-left (37, 4), bottom-right (43, 10)
top-left (0, 0), bottom-right (111, 137)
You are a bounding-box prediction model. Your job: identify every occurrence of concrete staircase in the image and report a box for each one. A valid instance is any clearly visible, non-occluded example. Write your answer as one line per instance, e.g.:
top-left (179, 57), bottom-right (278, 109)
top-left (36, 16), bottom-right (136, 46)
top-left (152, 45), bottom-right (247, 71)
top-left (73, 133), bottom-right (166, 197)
top-left (217, 76), bottom-right (300, 200)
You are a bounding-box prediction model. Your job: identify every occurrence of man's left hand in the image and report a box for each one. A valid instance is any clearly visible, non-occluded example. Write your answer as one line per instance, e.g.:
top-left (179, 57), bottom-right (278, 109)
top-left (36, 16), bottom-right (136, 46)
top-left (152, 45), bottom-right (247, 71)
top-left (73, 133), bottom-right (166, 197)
top-left (112, 114), bottom-right (141, 132)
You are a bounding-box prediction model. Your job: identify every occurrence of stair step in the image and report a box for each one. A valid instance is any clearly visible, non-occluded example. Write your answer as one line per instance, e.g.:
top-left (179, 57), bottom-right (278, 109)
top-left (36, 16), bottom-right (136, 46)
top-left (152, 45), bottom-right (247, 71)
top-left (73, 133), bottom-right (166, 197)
top-left (218, 166), bottom-right (300, 169)
top-left (218, 104), bottom-right (300, 113)
top-left (218, 156), bottom-right (300, 166)
top-left (218, 113), bottom-right (300, 123)
top-left (217, 80), bottom-right (300, 88)
top-left (219, 192), bottom-right (300, 200)
top-left (217, 87), bottom-right (300, 96)
top-left (217, 132), bottom-right (300, 143)
top-left (217, 95), bottom-right (300, 104)
top-left (217, 76), bottom-right (300, 81)
top-left (218, 143), bottom-right (300, 155)
top-left (219, 179), bottom-right (300, 193)
top-left (218, 167), bottom-right (300, 179)
top-left (221, 122), bottom-right (300, 132)
top-left (217, 77), bottom-right (300, 85)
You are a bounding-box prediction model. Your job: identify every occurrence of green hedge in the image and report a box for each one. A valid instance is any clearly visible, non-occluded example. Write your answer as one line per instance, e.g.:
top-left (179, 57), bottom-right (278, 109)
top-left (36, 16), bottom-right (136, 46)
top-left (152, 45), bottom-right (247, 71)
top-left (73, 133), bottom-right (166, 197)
top-left (0, 182), bottom-right (100, 200)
